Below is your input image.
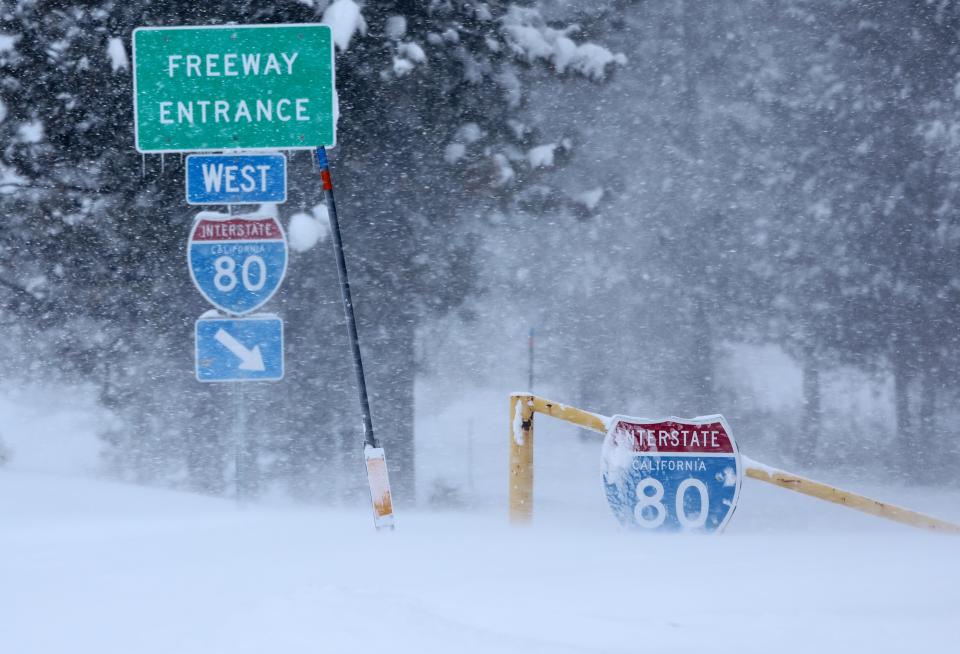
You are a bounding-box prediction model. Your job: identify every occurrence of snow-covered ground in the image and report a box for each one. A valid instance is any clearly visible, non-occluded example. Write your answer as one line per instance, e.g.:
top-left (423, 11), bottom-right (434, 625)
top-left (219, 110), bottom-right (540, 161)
top-left (2, 381), bottom-right (959, 652)
top-left (3, 466), bottom-right (959, 654)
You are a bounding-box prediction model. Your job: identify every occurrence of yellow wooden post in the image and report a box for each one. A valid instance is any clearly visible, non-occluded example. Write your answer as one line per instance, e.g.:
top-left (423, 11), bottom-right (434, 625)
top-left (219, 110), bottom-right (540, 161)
top-left (743, 457), bottom-right (960, 534)
top-left (529, 396), bottom-right (607, 434)
top-left (508, 393), bottom-right (960, 533)
top-left (509, 393), bottom-right (535, 523)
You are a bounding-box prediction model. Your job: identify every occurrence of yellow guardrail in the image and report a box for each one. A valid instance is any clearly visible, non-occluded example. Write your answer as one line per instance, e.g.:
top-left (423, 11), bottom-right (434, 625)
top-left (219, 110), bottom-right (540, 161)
top-left (509, 393), bottom-right (960, 533)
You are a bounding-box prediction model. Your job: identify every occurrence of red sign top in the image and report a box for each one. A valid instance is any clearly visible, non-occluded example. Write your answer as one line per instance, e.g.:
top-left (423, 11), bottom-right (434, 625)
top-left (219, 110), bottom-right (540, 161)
top-left (191, 217), bottom-right (282, 241)
top-left (610, 418), bottom-right (735, 454)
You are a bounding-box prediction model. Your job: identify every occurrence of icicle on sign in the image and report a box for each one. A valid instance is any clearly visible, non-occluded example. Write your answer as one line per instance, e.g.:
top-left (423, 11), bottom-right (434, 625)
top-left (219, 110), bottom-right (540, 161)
top-left (132, 24), bottom-right (335, 152)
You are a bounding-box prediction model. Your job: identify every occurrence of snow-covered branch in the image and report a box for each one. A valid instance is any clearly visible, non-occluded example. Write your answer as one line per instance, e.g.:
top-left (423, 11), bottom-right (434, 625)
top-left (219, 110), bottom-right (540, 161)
top-left (501, 6), bottom-right (626, 81)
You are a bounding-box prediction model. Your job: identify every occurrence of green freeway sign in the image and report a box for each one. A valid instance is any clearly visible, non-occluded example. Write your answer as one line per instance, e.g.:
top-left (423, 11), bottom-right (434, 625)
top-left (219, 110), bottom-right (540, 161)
top-left (132, 24), bottom-right (335, 153)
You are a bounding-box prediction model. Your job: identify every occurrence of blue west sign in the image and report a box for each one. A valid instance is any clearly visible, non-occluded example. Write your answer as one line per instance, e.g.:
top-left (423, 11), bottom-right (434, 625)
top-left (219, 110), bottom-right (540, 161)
top-left (186, 153), bottom-right (287, 205)
top-left (601, 415), bottom-right (742, 533)
top-left (195, 315), bottom-right (284, 382)
top-left (187, 213), bottom-right (288, 315)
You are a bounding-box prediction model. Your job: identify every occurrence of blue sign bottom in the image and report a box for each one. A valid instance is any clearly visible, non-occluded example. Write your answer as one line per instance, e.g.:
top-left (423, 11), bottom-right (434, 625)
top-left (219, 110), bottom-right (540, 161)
top-left (603, 455), bottom-right (739, 532)
top-left (195, 315), bottom-right (284, 382)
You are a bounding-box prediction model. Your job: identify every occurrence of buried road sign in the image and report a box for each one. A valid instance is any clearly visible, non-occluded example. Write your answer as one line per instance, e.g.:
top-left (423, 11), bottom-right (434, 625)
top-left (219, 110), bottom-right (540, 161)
top-left (601, 415), bottom-right (742, 532)
top-left (195, 315), bottom-right (283, 382)
top-left (132, 24), bottom-right (335, 152)
top-left (188, 212), bottom-right (288, 315)
top-left (186, 153), bottom-right (286, 205)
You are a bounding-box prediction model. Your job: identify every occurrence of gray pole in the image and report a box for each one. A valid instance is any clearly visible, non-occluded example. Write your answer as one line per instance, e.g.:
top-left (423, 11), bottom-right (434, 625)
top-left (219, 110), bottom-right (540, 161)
top-left (315, 147), bottom-right (378, 450)
top-left (466, 418), bottom-right (474, 498)
top-left (226, 202), bottom-right (246, 503)
top-left (528, 327), bottom-right (535, 391)
top-left (233, 382), bottom-right (246, 502)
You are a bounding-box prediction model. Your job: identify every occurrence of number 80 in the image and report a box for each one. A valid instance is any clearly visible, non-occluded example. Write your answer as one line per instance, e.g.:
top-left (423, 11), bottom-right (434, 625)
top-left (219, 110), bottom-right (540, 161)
top-left (634, 477), bottom-right (710, 529)
top-left (213, 255), bottom-right (267, 293)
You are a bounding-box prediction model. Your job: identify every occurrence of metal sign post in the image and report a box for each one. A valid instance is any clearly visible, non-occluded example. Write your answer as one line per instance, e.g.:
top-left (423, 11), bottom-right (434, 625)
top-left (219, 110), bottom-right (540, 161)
top-left (233, 380), bottom-right (246, 501)
top-left (315, 147), bottom-right (395, 529)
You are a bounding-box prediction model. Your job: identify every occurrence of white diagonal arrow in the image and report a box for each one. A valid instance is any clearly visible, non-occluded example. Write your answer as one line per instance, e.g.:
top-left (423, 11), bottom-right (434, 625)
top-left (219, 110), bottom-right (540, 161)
top-left (214, 328), bottom-right (265, 371)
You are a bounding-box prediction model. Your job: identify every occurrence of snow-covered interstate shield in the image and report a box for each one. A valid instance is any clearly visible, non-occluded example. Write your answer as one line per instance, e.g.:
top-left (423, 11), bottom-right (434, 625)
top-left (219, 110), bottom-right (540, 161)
top-left (602, 415), bottom-right (742, 532)
top-left (187, 213), bottom-right (288, 315)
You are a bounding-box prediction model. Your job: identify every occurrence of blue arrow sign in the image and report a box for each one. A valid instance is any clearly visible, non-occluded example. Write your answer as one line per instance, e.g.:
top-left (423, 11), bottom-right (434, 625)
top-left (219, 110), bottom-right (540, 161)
top-left (186, 153), bottom-right (287, 205)
top-left (188, 214), bottom-right (288, 315)
top-left (601, 415), bottom-right (742, 533)
top-left (195, 315), bottom-right (284, 382)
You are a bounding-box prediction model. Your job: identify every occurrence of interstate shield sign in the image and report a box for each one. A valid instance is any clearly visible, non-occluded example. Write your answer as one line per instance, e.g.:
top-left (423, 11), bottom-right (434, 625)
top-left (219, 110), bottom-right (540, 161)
top-left (602, 415), bottom-right (742, 533)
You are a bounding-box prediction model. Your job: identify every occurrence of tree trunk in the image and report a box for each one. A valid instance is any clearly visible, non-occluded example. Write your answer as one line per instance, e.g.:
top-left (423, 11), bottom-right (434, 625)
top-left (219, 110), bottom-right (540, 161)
top-left (918, 368), bottom-right (938, 481)
top-left (801, 356), bottom-right (821, 465)
top-left (686, 300), bottom-right (715, 414)
top-left (893, 354), bottom-right (915, 477)
top-left (184, 384), bottom-right (227, 495)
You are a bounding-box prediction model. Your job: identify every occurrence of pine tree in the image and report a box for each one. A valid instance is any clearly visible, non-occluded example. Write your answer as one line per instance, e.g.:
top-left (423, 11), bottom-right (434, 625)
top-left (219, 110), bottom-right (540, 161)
top-left (0, 1), bottom-right (623, 500)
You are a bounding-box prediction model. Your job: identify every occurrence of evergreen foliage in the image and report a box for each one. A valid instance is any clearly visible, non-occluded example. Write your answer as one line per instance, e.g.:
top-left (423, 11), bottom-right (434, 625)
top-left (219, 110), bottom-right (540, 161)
top-left (0, 1), bottom-right (623, 499)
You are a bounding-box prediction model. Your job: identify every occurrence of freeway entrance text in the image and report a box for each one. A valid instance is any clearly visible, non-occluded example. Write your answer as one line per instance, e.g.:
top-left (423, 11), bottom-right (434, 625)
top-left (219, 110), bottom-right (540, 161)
top-left (133, 24), bottom-right (335, 152)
